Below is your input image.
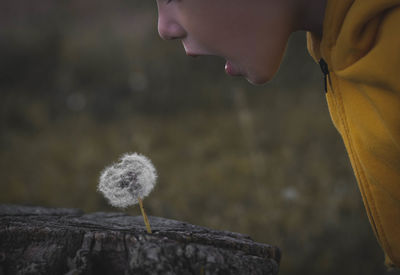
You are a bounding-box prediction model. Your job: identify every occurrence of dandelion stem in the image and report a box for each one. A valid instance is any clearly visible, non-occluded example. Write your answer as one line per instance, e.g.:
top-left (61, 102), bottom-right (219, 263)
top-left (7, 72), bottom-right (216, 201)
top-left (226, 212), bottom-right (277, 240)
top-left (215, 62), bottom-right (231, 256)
top-left (138, 197), bottom-right (152, 234)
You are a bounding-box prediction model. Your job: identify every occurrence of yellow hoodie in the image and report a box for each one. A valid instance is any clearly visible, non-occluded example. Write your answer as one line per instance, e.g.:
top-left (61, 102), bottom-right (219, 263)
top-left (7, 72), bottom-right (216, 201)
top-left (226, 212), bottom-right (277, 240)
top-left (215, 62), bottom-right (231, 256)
top-left (307, 0), bottom-right (400, 268)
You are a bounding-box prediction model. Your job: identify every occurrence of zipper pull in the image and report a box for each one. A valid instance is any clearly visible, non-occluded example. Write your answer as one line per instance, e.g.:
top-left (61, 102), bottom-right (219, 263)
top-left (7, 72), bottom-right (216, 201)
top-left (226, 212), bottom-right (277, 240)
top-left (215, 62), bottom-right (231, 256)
top-left (319, 58), bottom-right (329, 93)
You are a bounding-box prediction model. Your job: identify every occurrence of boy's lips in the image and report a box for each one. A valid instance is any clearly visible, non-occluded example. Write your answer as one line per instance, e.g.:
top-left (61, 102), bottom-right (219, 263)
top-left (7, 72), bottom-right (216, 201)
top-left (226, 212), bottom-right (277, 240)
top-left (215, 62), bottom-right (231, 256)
top-left (225, 61), bottom-right (242, 76)
top-left (185, 52), bottom-right (200, 58)
top-left (184, 46), bottom-right (242, 76)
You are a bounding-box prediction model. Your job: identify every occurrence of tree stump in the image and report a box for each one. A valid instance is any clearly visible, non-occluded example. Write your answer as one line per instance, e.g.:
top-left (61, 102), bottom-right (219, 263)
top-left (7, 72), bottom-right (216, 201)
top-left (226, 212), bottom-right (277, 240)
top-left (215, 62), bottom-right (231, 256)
top-left (0, 204), bottom-right (281, 275)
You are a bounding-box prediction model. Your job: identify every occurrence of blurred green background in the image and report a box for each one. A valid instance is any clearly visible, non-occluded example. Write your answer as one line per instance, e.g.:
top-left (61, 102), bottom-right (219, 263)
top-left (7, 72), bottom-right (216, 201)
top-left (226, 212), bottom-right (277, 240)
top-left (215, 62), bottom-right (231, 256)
top-left (1, 1), bottom-right (399, 274)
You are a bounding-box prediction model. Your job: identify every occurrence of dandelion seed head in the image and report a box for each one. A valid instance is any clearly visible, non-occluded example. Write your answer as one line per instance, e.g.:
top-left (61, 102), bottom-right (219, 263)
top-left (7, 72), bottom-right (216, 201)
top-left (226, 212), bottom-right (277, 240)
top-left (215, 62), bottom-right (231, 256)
top-left (98, 153), bottom-right (157, 208)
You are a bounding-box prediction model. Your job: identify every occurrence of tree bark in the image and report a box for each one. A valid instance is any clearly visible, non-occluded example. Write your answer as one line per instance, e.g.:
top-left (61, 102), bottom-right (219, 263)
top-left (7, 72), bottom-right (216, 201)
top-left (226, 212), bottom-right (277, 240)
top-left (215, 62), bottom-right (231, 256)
top-left (0, 204), bottom-right (281, 275)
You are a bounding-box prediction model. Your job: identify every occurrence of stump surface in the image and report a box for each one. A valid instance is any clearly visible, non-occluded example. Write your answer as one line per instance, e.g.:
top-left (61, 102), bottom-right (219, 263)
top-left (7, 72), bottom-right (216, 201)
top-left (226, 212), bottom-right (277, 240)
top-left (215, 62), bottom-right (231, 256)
top-left (0, 204), bottom-right (281, 275)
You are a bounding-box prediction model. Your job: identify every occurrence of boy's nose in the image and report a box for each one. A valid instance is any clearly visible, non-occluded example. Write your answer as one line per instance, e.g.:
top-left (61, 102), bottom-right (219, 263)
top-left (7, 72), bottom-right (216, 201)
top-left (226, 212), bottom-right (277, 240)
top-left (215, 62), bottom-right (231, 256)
top-left (158, 16), bottom-right (186, 40)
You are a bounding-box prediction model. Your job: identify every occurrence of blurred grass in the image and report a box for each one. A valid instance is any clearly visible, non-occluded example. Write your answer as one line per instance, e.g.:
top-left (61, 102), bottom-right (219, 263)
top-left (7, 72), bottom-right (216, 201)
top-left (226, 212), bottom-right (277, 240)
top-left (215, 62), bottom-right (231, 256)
top-left (1, 1), bottom-right (399, 274)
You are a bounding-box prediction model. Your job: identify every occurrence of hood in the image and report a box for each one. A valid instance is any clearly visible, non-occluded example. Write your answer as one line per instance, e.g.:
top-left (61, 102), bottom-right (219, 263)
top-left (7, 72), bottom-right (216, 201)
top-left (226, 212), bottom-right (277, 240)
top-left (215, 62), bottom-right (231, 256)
top-left (307, 0), bottom-right (400, 71)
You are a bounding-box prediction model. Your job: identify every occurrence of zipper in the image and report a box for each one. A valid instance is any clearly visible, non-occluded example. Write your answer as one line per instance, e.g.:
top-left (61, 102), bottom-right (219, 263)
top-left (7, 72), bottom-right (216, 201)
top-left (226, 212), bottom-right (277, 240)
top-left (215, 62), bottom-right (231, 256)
top-left (318, 57), bottom-right (385, 258)
top-left (319, 58), bottom-right (330, 93)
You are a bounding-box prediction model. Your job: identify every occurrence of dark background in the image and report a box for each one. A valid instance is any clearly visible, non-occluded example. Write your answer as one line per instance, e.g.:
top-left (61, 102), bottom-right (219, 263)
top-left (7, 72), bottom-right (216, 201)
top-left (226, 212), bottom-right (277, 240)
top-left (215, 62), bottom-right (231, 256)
top-left (1, 1), bottom-right (398, 274)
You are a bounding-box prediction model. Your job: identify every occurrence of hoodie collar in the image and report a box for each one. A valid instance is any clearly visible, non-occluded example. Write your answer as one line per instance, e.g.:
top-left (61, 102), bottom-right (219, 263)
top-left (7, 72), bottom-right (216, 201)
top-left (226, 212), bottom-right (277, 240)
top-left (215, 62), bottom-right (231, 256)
top-left (307, 0), bottom-right (355, 64)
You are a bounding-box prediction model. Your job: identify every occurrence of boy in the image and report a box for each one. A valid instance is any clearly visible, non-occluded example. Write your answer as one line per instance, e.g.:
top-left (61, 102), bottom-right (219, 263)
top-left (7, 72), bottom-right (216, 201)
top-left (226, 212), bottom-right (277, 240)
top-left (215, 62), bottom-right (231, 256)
top-left (155, 0), bottom-right (400, 268)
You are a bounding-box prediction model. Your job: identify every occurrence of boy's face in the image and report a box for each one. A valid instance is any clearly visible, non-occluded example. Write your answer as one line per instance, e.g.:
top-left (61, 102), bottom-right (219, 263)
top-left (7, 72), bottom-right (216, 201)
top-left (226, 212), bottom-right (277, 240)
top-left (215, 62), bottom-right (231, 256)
top-left (156, 0), bottom-right (295, 84)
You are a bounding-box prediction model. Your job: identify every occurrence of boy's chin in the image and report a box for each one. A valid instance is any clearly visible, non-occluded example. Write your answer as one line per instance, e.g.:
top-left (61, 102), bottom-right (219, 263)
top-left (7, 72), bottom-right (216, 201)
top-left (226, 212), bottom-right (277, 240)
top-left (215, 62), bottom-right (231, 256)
top-left (245, 72), bottom-right (273, 86)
